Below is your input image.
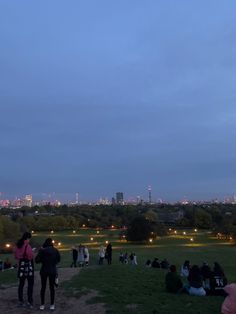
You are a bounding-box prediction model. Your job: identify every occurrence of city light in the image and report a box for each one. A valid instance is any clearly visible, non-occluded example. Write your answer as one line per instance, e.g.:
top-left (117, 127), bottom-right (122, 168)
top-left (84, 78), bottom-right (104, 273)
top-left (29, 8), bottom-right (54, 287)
top-left (31, 230), bottom-right (34, 234)
top-left (174, 230), bottom-right (177, 234)
top-left (169, 228), bottom-right (172, 231)
top-left (52, 240), bottom-right (55, 244)
top-left (58, 242), bottom-right (61, 246)
top-left (73, 230), bottom-right (76, 234)
top-left (230, 237), bottom-right (233, 240)
top-left (111, 225), bottom-right (115, 229)
top-left (82, 224), bottom-right (86, 228)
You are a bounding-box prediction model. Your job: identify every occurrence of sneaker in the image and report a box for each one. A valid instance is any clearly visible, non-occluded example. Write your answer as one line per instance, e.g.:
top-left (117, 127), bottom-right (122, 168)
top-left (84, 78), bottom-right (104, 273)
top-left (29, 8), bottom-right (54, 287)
top-left (39, 305), bottom-right (45, 310)
top-left (50, 304), bottom-right (55, 311)
top-left (26, 302), bottom-right (33, 309)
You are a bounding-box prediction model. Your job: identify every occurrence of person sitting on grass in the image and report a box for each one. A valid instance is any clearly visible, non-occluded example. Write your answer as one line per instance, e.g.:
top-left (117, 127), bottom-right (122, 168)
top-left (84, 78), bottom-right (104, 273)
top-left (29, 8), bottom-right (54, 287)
top-left (130, 253), bottom-right (137, 265)
top-left (145, 259), bottom-right (152, 267)
top-left (124, 252), bottom-right (128, 264)
top-left (119, 252), bottom-right (124, 263)
top-left (3, 258), bottom-right (12, 269)
top-left (180, 260), bottom-right (190, 277)
top-left (187, 265), bottom-right (206, 296)
top-left (221, 283), bottom-right (236, 314)
top-left (161, 258), bottom-right (169, 269)
top-left (165, 265), bottom-right (183, 293)
top-left (152, 258), bottom-right (160, 268)
top-left (210, 262), bottom-right (227, 296)
top-left (200, 262), bottom-right (211, 291)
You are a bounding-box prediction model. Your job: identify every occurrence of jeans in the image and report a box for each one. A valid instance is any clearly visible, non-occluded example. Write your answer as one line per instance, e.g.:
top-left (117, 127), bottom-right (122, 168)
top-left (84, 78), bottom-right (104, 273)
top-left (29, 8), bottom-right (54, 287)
top-left (40, 273), bottom-right (56, 305)
top-left (18, 276), bottom-right (34, 304)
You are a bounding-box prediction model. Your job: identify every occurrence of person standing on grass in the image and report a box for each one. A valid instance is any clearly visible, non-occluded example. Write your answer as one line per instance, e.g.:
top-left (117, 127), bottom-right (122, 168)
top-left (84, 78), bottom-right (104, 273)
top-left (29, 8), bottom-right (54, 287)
top-left (70, 246), bottom-right (78, 267)
top-left (106, 243), bottom-right (112, 265)
top-left (98, 246), bottom-right (105, 265)
top-left (84, 246), bottom-right (89, 266)
top-left (14, 232), bottom-right (34, 308)
top-left (77, 244), bottom-right (85, 267)
top-left (35, 238), bottom-right (60, 311)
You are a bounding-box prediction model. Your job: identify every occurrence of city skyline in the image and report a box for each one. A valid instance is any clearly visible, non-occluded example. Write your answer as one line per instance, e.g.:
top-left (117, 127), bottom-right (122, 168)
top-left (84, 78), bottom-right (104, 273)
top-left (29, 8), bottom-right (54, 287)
top-left (1, 1), bottom-right (236, 200)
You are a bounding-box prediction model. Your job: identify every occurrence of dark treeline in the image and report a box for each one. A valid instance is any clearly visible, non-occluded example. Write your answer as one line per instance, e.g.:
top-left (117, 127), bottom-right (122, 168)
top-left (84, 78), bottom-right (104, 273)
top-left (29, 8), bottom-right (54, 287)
top-left (1, 203), bottom-right (236, 245)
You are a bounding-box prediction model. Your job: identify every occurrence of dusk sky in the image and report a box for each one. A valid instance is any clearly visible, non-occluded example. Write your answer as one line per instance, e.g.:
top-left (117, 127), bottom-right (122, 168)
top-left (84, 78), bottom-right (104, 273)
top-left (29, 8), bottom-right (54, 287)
top-left (1, 1), bottom-right (236, 202)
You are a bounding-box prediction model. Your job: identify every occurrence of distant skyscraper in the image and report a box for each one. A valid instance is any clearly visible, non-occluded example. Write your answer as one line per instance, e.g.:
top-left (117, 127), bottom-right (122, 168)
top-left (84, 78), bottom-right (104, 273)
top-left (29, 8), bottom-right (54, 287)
top-left (75, 192), bottom-right (79, 204)
top-left (148, 186), bottom-right (152, 203)
top-left (116, 192), bottom-right (124, 205)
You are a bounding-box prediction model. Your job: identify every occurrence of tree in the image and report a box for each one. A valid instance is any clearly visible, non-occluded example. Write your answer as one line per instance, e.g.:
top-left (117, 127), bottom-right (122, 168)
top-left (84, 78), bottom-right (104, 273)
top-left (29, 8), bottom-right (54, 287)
top-left (127, 216), bottom-right (153, 242)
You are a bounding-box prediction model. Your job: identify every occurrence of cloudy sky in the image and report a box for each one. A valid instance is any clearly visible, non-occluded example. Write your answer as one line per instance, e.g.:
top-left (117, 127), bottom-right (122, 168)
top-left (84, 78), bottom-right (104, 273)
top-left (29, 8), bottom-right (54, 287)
top-left (1, 0), bottom-right (236, 202)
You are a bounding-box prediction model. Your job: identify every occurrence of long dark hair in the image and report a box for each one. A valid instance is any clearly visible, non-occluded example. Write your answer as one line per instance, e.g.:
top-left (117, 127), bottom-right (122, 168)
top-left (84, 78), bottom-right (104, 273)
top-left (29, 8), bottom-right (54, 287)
top-left (43, 238), bottom-right (53, 248)
top-left (16, 232), bottom-right (32, 248)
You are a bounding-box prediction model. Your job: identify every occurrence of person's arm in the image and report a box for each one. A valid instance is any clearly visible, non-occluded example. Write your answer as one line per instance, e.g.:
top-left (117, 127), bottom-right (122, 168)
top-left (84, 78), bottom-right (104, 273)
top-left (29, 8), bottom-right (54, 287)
top-left (56, 249), bottom-right (61, 264)
top-left (35, 249), bottom-right (43, 264)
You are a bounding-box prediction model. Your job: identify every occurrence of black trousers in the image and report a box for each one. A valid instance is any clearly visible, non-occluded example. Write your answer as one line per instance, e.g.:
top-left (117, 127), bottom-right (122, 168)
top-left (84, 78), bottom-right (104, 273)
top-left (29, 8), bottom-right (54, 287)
top-left (18, 276), bottom-right (34, 304)
top-left (107, 255), bottom-right (112, 265)
top-left (40, 273), bottom-right (56, 305)
top-left (71, 259), bottom-right (77, 267)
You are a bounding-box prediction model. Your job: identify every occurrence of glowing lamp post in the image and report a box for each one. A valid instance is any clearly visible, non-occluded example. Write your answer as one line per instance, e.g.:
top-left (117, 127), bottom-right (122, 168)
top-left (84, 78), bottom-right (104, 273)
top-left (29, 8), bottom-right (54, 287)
top-left (90, 237), bottom-right (94, 241)
top-left (149, 238), bottom-right (153, 243)
top-left (105, 240), bottom-right (109, 244)
top-left (5, 244), bottom-right (11, 248)
top-left (51, 230), bottom-right (54, 234)
top-left (73, 230), bottom-right (76, 234)
top-left (96, 230), bottom-right (100, 234)
top-left (190, 238), bottom-right (194, 242)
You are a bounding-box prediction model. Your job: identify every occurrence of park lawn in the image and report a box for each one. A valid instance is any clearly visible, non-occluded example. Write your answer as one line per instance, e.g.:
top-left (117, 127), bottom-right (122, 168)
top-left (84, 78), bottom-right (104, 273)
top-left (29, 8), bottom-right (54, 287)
top-left (1, 229), bottom-right (236, 313)
top-left (63, 264), bottom-right (224, 314)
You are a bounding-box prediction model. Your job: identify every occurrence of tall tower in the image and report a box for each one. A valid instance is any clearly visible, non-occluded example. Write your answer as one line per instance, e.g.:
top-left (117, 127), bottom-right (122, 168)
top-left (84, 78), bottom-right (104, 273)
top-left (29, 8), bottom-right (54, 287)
top-left (148, 186), bottom-right (152, 204)
top-left (75, 193), bottom-right (79, 204)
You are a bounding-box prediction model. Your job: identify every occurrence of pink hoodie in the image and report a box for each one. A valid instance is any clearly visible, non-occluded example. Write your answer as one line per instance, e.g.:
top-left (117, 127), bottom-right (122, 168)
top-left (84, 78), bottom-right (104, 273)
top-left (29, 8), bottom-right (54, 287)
top-left (14, 240), bottom-right (33, 262)
top-left (221, 284), bottom-right (236, 314)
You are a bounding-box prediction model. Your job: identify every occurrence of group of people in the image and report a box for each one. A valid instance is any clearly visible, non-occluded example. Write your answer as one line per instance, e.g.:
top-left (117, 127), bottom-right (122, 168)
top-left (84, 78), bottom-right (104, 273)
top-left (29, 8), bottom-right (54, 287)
top-left (0, 258), bottom-right (14, 270)
top-left (119, 252), bottom-right (137, 265)
top-left (145, 258), bottom-right (169, 269)
top-left (70, 244), bottom-right (89, 267)
top-left (165, 260), bottom-right (236, 313)
top-left (14, 232), bottom-right (60, 311)
top-left (70, 243), bottom-right (113, 267)
top-left (165, 260), bottom-right (228, 296)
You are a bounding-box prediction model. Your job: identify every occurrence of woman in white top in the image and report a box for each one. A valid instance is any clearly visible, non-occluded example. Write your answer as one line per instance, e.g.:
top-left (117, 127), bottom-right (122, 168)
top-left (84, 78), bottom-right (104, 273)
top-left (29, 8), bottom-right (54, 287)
top-left (98, 246), bottom-right (105, 265)
top-left (84, 246), bottom-right (89, 266)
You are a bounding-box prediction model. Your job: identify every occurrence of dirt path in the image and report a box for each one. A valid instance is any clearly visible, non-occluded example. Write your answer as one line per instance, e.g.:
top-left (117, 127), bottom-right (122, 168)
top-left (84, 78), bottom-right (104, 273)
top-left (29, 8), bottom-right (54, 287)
top-left (0, 268), bottom-right (106, 313)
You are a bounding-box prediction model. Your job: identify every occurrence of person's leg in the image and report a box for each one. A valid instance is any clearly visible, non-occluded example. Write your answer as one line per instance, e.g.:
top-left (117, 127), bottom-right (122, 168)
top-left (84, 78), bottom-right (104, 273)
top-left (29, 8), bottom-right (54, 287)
top-left (18, 277), bottom-right (25, 303)
top-left (49, 274), bottom-right (56, 305)
top-left (27, 276), bottom-right (34, 304)
top-left (40, 273), bottom-right (47, 305)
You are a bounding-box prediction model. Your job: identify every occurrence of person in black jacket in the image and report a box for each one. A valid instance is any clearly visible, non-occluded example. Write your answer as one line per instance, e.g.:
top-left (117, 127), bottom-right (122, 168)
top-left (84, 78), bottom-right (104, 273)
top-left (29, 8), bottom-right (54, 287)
top-left (106, 243), bottom-right (112, 265)
top-left (35, 238), bottom-right (60, 311)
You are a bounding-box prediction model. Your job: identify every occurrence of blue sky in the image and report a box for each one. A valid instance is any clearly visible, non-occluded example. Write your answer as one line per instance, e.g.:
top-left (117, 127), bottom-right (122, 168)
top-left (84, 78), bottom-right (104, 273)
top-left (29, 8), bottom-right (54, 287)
top-left (1, 1), bottom-right (236, 202)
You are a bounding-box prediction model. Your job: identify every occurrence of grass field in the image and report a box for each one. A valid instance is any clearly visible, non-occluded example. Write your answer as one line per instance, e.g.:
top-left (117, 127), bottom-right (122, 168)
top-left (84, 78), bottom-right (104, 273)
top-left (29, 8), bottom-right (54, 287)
top-left (1, 229), bottom-right (236, 313)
